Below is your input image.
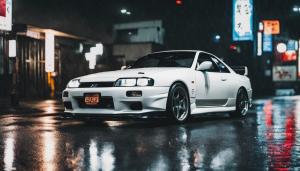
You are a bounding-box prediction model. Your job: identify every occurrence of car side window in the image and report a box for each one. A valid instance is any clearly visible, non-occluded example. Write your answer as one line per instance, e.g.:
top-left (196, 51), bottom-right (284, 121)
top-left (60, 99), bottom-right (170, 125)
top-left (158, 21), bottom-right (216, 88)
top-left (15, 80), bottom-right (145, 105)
top-left (196, 53), bottom-right (219, 72)
top-left (211, 57), bottom-right (230, 73)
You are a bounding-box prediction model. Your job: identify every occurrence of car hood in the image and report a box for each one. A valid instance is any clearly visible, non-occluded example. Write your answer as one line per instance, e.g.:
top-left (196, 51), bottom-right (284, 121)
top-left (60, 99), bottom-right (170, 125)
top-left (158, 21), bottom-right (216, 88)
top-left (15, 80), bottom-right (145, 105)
top-left (78, 67), bottom-right (189, 82)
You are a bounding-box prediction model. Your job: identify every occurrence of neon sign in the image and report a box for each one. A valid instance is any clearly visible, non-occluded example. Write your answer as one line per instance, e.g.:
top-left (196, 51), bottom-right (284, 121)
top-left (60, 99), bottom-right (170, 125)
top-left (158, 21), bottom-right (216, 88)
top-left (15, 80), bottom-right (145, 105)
top-left (232, 0), bottom-right (253, 41)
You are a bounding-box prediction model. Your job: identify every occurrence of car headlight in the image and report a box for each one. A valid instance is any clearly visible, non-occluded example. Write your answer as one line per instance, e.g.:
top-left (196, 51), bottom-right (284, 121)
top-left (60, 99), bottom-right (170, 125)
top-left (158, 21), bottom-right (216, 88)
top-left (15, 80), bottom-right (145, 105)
top-left (67, 79), bottom-right (80, 88)
top-left (115, 78), bottom-right (154, 87)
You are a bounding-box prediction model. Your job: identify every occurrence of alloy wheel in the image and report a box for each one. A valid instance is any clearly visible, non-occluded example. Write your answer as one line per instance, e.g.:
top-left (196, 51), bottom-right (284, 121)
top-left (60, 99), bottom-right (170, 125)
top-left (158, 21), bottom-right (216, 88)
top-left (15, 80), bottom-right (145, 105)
top-left (237, 90), bottom-right (249, 116)
top-left (171, 87), bottom-right (189, 121)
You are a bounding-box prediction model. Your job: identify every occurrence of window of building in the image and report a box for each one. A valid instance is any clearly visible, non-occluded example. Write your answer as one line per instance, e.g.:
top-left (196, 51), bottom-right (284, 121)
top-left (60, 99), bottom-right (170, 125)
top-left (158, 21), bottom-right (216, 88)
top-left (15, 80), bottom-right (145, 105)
top-left (115, 29), bottom-right (138, 43)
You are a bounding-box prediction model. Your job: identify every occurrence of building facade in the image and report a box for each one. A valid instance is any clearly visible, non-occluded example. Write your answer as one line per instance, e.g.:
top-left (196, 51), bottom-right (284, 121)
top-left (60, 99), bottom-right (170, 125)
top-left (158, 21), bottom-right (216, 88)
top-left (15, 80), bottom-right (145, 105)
top-left (0, 25), bottom-right (97, 99)
top-left (112, 20), bottom-right (165, 64)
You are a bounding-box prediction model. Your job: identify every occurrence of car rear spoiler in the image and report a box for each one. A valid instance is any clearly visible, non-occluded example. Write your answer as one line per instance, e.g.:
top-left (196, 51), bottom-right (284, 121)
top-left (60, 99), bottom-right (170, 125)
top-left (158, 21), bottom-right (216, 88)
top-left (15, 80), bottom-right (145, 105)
top-left (231, 66), bottom-right (248, 76)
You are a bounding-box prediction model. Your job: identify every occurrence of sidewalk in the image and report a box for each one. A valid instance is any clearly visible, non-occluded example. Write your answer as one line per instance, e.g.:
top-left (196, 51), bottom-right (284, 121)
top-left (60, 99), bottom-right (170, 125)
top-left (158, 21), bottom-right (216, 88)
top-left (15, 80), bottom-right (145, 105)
top-left (0, 98), bottom-right (64, 115)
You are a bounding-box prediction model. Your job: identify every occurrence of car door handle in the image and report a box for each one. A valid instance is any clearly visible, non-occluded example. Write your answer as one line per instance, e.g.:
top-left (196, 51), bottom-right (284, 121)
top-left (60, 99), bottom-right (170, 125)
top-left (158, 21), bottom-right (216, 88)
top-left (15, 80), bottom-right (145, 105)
top-left (221, 78), bottom-right (227, 81)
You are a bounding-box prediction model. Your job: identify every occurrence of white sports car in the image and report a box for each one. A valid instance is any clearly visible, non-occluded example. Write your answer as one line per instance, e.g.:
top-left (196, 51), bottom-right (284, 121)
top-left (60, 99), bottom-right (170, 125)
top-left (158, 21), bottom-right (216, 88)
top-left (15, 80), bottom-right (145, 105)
top-left (62, 50), bottom-right (252, 122)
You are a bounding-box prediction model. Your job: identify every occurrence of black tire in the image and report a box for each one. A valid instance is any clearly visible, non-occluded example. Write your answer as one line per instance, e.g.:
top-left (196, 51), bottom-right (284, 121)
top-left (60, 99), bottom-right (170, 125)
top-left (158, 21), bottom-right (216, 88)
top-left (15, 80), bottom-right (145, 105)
top-left (167, 83), bottom-right (190, 123)
top-left (231, 88), bottom-right (249, 117)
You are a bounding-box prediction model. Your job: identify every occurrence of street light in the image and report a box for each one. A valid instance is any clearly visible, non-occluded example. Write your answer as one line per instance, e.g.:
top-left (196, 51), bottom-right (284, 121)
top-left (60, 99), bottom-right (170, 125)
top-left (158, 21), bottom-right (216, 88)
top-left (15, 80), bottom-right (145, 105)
top-left (213, 34), bottom-right (221, 43)
top-left (120, 9), bottom-right (127, 14)
top-left (176, 0), bottom-right (183, 5)
top-left (292, 5), bottom-right (300, 13)
top-left (120, 8), bottom-right (131, 15)
top-left (293, 7), bottom-right (298, 12)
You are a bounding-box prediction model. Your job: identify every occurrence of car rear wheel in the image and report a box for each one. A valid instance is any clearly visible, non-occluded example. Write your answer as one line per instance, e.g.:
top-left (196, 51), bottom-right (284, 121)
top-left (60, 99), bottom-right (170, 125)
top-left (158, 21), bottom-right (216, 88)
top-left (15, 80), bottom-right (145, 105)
top-left (167, 83), bottom-right (190, 123)
top-left (231, 88), bottom-right (249, 117)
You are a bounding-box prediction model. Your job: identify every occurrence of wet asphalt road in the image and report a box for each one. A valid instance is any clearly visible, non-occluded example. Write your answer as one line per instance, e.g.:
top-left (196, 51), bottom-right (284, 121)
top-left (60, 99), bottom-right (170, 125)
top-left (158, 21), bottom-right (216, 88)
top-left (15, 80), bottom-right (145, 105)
top-left (0, 96), bottom-right (300, 170)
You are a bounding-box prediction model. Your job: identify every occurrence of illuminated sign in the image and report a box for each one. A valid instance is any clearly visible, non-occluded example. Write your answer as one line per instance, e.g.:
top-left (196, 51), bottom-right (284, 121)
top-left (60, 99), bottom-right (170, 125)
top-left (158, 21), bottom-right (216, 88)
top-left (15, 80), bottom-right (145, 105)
top-left (299, 40), bottom-right (300, 78)
top-left (85, 43), bottom-right (104, 69)
top-left (8, 40), bottom-right (16, 57)
top-left (263, 20), bottom-right (280, 35)
top-left (287, 40), bottom-right (297, 51)
top-left (0, 0), bottom-right (6, 17)
top-left (281, 51), bottom-right (297, 62)
top-left (0, 0), bottom-right (11, 31)
top-left (273, 66), bottom-right (297, 82)
top-left (96, 43), bottom-right (104, 55)
top-left (45, 32), bottom-right (55, 72)
top-left (259, 22), bottom-right (263, 31)
top-left (276, 43), bottom-right (286, 53)
top-left (263, 34), bottom-right (272, 52)
top-left (257, 32), bottom-right (262, 56)
top-left (85, 52), bottom-right (96, 69)
top-left (232, 0), bottom-right (253, 41)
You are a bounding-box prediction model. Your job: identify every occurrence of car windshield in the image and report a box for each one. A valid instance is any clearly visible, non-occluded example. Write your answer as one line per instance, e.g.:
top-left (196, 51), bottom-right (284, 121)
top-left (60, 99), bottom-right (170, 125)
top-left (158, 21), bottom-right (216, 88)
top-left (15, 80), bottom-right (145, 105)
top-left (131, 52), bottom-right (196, 68)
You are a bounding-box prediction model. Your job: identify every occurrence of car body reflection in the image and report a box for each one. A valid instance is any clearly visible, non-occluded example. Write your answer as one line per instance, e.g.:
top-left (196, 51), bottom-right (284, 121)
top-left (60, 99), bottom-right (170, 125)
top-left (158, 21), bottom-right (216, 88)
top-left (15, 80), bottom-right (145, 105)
top-left (4, 133), bottom-right (15, 171)
top-left (43, 132), bottom-right (57, 171)
top-left (257, 98), bottom-right (298, 170)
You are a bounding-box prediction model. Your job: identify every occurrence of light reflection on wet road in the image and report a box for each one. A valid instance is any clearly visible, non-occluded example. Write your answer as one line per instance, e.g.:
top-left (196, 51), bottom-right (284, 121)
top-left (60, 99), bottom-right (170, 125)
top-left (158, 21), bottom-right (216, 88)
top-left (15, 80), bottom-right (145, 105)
top-left (0, 96), bottom-right (299, 170)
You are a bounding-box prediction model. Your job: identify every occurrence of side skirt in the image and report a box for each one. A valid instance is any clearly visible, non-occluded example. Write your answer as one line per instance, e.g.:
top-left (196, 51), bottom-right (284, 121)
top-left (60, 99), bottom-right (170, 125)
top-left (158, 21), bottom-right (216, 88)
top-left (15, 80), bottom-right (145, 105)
top-left (190, 106), bottom-right (236, 115)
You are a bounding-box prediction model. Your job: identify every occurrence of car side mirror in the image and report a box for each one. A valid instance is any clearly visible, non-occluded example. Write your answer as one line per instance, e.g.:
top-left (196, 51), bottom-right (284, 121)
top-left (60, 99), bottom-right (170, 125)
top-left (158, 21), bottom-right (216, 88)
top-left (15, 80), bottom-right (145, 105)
top-left (197, 61), bottom-right (213, 71)
top-left (121, 66), bottom-right (127, 70)
top-left (121, 65), bottom-right (132, 70)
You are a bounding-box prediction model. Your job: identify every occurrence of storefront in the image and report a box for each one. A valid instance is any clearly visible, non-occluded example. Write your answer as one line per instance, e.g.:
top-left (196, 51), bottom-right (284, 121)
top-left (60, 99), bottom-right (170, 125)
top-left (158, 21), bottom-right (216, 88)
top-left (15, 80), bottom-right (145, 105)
top-left (272, 39), bottom-right (300, 95)
top-left (0, 24), bottom-right (98, 99)
top-left (256, 20), bottom-right (300, 95)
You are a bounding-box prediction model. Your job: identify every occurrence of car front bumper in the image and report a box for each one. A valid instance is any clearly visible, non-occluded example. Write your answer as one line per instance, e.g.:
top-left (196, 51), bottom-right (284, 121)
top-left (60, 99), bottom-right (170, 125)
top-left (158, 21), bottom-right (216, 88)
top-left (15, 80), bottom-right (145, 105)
top-left (62, 86), bottom-right (170, 117)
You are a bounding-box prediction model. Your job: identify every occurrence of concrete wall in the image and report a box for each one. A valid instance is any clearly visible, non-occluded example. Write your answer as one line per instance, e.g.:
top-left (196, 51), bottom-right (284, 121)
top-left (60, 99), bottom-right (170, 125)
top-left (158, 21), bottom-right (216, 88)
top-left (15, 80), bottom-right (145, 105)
top-left (113, 20), bottom-right (164, 45)
top-left (112, 43), bottom-right (164, 64)
top-left (113, 43), bottom-right (153, 62)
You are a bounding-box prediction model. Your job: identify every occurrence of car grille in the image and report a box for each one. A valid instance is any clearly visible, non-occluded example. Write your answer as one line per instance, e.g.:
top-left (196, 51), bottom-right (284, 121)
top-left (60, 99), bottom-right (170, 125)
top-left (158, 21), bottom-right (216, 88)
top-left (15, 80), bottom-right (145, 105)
top-left (79, 82), bottom-right (115, 88)
top-left (75, 96), bottom-right (114, 109)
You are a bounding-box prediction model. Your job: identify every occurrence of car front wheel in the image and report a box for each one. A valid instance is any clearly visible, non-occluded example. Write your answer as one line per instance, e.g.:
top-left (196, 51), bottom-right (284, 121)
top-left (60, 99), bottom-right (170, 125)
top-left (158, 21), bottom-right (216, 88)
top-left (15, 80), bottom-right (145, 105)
top-left (167, 83), bottom-right (190, 123)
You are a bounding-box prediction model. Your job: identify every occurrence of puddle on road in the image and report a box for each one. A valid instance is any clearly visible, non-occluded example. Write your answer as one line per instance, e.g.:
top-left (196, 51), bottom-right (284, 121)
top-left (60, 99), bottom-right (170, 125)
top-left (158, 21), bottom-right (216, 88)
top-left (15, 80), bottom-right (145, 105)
top-left (256, 97), bottom-right (300, 170)
top-left (0, 96), bottom-right (300, 170)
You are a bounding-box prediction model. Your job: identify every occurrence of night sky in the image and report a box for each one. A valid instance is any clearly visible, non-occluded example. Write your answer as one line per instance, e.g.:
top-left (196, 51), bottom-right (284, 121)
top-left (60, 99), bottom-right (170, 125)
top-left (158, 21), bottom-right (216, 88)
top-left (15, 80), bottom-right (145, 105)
top-left (12, 0), bottom-right (300, 48)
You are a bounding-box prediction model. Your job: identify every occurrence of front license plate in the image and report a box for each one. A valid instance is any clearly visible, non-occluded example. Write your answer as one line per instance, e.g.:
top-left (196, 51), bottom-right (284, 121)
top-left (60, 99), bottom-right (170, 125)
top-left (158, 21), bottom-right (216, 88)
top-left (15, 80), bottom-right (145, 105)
top-left (84, 93), bottom-right (100, 105)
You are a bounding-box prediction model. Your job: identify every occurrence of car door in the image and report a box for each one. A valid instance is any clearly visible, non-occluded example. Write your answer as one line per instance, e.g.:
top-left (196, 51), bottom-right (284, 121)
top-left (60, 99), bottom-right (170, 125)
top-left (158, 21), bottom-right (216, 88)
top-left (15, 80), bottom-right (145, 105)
top-left (210, 56), bottom-right (237, 100)
top-left (194, 52), bottom-right (233, 107)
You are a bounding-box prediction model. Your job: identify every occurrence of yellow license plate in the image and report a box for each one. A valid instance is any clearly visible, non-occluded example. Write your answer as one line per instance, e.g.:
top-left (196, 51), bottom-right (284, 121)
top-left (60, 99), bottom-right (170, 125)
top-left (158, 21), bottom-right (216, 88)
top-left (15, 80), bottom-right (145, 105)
top-left (84, 93), bottom-right (100, 105)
